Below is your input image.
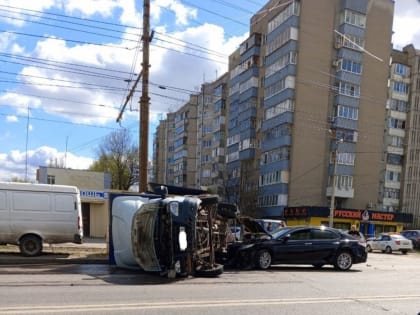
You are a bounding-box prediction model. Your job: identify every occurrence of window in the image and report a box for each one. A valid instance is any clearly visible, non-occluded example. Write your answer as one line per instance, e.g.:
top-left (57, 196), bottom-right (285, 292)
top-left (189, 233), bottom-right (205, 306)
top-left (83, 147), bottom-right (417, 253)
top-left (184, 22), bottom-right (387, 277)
top-left (341, 9), bottom-right (366, 28)
top-left (47, 175), bottom-right (55, 185)
top-left (384, 188), bottom-right (400, 199)
top-left (265, 99), bottom-right (294, 119)
top-left (395, 63), bottom-right (408, 76)
top-left (336, 152), bottom-right (355, 165)
top-left (336, 34), bottom-right (364, 51)
top-left (392, 81), bottom-right (409, 94)
top-left (390, 136), bottom-right (404, 148)
top-left (386, 170), bottom-right (401, 182)
top-left (390, 99), bottom-right (408, 112)
top-left (336, 129), bottom-right (358, 142)
top-left (265, 51), bottom-right (297, 78)
top-left (268, 1), bottom-right (300, 33)
top-left (260, 147), bottom-right (290, 165)
top-left (387, 153), bottom-right (403, 165)
top-left (289, 229), bottom-right (311, 240)
top-left (264, 76), bottom-right (295, 99)
top-left (337, 105), bottom-right (358, 120)
top-left (311, 229), bottom-right (337, 240)
top-left (389, 118), bottom-right (405, 129)
top-left (340, 59), bottom-right (362, 74)
top-left (338, 81), bottom-right (360, 97)
top-left (266, 27), bottom-right (298, 55)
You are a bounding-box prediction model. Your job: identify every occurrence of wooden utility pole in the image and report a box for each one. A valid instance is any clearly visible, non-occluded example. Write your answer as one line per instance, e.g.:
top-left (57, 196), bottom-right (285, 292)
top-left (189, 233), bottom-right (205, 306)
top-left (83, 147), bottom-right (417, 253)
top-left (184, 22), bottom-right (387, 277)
top-left (139, 0), bottom-right (150, 192)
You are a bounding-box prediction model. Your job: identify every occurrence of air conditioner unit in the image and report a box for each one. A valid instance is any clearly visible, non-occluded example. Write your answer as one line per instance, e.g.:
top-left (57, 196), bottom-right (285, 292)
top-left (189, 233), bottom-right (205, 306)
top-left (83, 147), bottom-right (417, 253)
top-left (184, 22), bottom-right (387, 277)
top-left (332, 60), bottom-right (339, 67)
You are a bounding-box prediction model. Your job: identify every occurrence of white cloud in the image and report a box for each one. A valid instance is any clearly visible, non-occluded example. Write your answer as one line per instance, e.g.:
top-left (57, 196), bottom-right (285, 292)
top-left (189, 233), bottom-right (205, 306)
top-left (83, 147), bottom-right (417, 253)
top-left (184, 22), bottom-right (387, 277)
top-left (0, 146), bottom-right (94, 182)
top-left (393, 0), bottom-right (420, 48)
top-left (6, 115), bottom-right (18, 122)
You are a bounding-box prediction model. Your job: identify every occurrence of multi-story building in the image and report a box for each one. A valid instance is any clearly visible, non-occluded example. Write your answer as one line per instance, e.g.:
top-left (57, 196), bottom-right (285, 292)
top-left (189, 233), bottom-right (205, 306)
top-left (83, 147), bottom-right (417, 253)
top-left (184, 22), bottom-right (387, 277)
top-left (226, 0), bottom-right (394, 219)
top-left (197, 75), bottom-right (229, 196)
top-left (381, 45), bottom-right (420, 227)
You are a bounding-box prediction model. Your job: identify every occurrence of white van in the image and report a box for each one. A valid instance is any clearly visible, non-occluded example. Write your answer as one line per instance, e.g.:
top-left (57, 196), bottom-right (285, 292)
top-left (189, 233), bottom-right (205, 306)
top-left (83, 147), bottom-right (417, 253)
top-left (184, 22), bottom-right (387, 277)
top-left (0, 182), bottom-right (83, 256)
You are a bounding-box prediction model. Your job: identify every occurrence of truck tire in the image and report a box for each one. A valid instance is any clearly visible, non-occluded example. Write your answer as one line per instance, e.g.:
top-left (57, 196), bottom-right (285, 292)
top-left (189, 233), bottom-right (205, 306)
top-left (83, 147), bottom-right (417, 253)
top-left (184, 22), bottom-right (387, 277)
top-left (195, 264), bottom-right (224, 277)
top-left (19, 235), bottom-right (43, 257)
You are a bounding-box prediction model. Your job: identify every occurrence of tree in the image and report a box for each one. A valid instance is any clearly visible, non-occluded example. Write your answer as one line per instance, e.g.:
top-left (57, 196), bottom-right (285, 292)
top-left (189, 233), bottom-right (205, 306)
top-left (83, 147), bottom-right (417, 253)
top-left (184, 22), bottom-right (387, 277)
top-left (90, 129), bottom-right (139, 190)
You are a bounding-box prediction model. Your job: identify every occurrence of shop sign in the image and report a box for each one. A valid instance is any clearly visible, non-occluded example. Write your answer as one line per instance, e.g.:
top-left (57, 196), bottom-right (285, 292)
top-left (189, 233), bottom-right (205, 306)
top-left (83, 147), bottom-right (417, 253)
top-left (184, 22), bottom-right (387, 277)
top-left (334, 209), bottom-right (395, 222)
top-left (284, 207), bottom-right (308, 217)
top-left (80, 190), bottom-right (107, 200)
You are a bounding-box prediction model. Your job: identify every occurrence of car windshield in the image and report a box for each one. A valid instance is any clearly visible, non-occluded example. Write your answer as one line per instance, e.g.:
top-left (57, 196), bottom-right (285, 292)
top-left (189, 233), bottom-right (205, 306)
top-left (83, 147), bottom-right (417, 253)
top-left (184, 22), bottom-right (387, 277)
top-left (271, 226), bottom-right (294, 239)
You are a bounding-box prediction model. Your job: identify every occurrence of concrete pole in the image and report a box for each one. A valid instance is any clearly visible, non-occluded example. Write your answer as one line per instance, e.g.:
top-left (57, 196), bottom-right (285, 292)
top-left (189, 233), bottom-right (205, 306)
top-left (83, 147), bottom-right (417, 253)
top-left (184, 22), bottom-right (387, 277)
top-left (139, 0), bottom-right (150, 193)
top-left (329, 147), bottom-right (338, 227)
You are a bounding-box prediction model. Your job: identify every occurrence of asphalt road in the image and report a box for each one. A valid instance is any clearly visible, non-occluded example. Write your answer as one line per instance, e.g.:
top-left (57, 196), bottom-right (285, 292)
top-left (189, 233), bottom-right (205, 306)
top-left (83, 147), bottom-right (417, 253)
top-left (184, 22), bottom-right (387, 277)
top-left (0, 252), bottom-right (419, 315)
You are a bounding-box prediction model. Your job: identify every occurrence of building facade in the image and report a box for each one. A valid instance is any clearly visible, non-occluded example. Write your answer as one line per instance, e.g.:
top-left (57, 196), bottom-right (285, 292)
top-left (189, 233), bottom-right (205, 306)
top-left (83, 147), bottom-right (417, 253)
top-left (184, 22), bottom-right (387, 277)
top-left (225, 0), bottom-right (394, 219)
top-left (37, 167), bottom-right (111, 237)
top-left (381, 45), bottom-right (420, 227)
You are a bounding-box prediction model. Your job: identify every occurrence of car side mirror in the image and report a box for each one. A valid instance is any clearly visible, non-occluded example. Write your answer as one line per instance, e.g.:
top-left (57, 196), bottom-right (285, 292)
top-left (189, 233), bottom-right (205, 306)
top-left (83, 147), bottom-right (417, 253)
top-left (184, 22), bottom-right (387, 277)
top-left (281, 235), bottom-right (290, 243)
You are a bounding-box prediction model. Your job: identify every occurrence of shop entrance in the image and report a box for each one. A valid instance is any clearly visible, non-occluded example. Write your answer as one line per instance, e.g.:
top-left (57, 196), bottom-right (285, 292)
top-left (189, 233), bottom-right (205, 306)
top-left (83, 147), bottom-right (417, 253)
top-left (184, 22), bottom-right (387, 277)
top-left (82, 203), bottom-right (90, 237)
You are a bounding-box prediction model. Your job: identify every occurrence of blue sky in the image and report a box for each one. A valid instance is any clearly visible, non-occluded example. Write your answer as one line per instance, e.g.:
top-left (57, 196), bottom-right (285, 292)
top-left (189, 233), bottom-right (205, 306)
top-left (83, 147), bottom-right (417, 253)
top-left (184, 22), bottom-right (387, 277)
top-left (0, 0), bottom-right (419, 182)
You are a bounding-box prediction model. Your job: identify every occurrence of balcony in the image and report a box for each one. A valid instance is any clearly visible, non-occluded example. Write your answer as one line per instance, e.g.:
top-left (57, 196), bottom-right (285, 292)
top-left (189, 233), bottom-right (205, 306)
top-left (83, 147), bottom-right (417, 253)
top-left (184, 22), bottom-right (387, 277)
top-left (326, 186), bottom-right (354, 198)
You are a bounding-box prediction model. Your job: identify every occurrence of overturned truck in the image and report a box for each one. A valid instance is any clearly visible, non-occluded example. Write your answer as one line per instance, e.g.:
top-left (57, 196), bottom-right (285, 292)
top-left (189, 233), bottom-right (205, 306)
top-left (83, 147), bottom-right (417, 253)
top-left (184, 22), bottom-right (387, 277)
top-left (110, 185), bottom-right (236, 278)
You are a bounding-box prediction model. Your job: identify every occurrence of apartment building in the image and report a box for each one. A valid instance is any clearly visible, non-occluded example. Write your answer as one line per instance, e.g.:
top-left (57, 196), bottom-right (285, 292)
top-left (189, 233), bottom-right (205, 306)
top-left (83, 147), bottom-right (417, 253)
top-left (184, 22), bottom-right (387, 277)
top-left (226, 0), bottom-right (394, 218)
top-left (197, 75), bottom-right (229, 196)
top-left (382, 45), bottom-right (420, 227)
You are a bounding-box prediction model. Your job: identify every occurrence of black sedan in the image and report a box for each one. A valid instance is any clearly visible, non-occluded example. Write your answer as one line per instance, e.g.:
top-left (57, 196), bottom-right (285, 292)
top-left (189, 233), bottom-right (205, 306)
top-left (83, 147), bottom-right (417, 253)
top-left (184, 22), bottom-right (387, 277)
top-left (222, 225), bottom-right (368, 271)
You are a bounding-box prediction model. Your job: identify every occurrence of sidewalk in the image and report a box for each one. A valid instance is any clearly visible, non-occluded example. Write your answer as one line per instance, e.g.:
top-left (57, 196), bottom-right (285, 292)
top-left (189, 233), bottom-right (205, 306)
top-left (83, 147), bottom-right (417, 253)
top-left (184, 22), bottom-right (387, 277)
top-left (0, 237), bottom-right (109, 265)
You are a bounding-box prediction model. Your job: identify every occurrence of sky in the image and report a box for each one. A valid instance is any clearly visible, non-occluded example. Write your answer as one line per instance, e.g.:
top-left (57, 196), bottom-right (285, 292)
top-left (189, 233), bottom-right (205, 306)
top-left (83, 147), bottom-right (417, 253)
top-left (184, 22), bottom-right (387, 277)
top-left (0, 0), bottom-right (419, 182)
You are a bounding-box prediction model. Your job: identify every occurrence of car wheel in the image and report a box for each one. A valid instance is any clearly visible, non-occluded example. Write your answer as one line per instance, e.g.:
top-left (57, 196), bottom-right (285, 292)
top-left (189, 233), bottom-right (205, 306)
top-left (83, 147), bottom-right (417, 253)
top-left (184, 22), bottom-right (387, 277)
top-left (194, 264), bottom-right (224, 277)
top-left (366, 245), bottom-right (372, 253)
top-left (255, 249), bottom-right (271, 270)
top-left (19, 234), bottom-right (43, 257)
top-left (401, 250), bottom-right (408, 255)
top-left (385, 246), bottom-right (392, 254)
top-left (334, 251), bottom-right (353, 271)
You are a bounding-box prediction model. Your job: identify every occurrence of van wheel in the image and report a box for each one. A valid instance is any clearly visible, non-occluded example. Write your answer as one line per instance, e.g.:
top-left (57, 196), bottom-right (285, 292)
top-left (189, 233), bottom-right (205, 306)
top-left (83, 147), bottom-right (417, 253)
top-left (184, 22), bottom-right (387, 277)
top-left (19, 235), bottom-right (43, 256)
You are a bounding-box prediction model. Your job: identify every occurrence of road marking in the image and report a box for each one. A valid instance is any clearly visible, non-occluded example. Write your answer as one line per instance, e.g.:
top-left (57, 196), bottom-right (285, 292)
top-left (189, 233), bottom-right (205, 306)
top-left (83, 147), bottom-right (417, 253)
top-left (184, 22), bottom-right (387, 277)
top-left (1, 295), bottom-right (420, 313)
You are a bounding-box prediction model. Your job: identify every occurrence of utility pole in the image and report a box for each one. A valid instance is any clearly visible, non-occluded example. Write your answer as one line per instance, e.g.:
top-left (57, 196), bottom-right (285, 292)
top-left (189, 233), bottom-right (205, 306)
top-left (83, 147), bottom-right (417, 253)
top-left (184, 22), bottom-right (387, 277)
top-left (139, 0), bottom-right (151, 193)
top-left (329, 147), bottom-right (338, 228)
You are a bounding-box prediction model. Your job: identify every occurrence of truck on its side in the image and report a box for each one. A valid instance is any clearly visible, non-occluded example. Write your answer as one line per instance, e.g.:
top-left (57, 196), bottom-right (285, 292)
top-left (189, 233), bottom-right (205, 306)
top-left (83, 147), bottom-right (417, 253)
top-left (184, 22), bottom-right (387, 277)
top-left (0, 182), bottom-right (83, 256)
top-left (110, 185), bottom-right (235, 277)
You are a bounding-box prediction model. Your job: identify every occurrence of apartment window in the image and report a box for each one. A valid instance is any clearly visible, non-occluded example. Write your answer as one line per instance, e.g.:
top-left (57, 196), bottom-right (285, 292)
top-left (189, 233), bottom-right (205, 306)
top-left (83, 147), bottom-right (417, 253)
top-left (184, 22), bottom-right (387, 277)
top-left (239, 77), bottom-right (259, 94)
top-left (390, 99), bottom-right (408, 112)
top-left (263, 124), bottom-right (291, 141)
top-left (265, 99), bottom-right (294, 119)
top-left (339, 59), bottom-right (362, 74)
top-left (389, 118), bottom-right (405, 130)
top-left (386, 170), bottom-right (400, 182)
top-left (336, 34), bottom-right (365, 51)
top-left (336, 129), bottom-right (358, 142)
top-left (265, 51), bottom-right (297, 78)
top-left (341, 9), bottom-right (366, 28)
top-left (260, 147), bottom-right (290, 165)
top-left (384, 188), bottom-right (400, 199)
top-left (387, 153), bottom-right (403, 165)
top-left (338, 81), bottom-right (360, 98)
top-left (264, 76), bottom-right (295, 99)
top-left (390, 136), bottom-right (404, 148)
top-left (266, 27), bottom-right (298, 55)
top-left (395, 63), bottom-right (408, 76)
top-left (47, 175), bottom-right (55, 185)
top-left (337, 105), bottom-right (358, 120)
top-left (336, 152), bottom-right (355, 166)
top-left (336, 175), bottom-right (353, 189)
top-left (268, 1), bottom-right (300, 33)
top-left (392, 81), bottom-right (409, 94)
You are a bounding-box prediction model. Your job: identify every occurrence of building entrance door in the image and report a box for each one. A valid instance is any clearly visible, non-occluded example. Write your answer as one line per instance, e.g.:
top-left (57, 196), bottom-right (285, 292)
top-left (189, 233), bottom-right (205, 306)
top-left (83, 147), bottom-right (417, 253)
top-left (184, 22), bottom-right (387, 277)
top-left (82, 203), bottom-right (90, 237)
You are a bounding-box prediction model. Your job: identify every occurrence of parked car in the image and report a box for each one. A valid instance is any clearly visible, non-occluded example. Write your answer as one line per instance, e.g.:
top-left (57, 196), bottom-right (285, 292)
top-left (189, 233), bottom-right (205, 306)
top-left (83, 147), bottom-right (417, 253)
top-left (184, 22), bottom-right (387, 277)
top-left (366, 234), bottom-right (413, 254)
top-left (219, 225), bottom-right (367, 271)
top-left (400, 230), bottom-right (420, 249)
top-left (343, 230), bottom-right (367, 246)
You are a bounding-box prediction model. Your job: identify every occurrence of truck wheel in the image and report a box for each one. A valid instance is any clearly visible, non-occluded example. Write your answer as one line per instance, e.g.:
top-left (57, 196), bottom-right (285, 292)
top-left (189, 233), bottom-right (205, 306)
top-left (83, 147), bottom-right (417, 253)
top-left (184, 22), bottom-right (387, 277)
top-left (195, 264), bottom-right (224, 277)
top-left (19, 235), bottom-right (43, 256)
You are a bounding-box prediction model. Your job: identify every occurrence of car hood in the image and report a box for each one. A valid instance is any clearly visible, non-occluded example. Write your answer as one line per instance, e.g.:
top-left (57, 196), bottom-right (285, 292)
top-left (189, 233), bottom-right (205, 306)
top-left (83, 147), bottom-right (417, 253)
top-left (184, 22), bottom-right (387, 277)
top-left (238, 216), bottom-right (270, 235)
